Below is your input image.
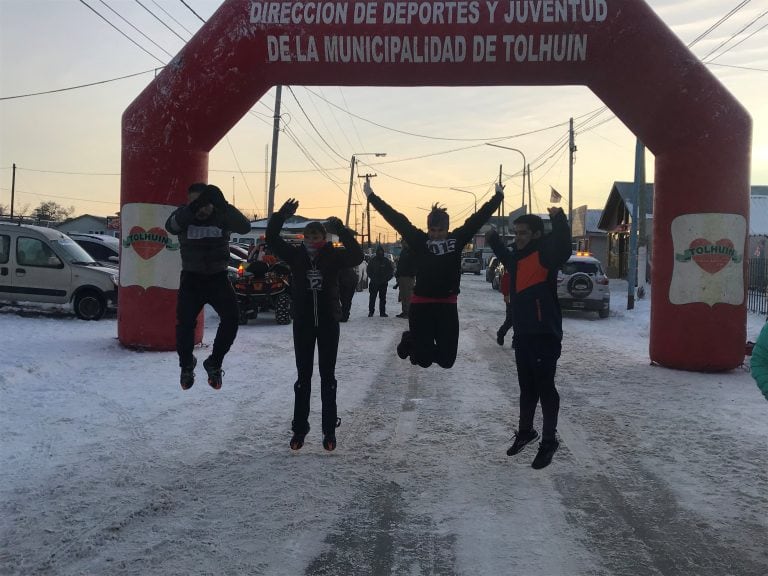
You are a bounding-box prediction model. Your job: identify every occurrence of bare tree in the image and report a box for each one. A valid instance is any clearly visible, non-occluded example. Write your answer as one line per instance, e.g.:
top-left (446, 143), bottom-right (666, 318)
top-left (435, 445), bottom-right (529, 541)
top-left (32, 201), bottom-right (74, 223)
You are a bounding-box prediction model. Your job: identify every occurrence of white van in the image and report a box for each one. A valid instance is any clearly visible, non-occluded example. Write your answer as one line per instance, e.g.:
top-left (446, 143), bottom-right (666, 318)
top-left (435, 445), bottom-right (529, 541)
top-left (0, 222), bottom-right (118, 320)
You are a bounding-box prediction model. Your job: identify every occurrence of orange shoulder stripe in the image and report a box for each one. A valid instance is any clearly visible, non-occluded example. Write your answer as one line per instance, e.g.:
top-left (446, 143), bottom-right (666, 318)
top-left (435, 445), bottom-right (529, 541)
top-left (515, 252), bottom-right (549, 293)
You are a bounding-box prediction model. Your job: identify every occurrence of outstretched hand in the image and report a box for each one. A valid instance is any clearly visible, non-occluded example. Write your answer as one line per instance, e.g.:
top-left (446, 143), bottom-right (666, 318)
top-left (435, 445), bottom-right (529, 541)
top-left (485, 226), bottom-right (499, 244)
top-left (277, 198), bottom-right (299, 218)
top-left (547, 206), bottom-right (564, 217)
top-left (495, 182), bottom-right (505, 195)
top-left (363, 178), bottom-right (374, 198)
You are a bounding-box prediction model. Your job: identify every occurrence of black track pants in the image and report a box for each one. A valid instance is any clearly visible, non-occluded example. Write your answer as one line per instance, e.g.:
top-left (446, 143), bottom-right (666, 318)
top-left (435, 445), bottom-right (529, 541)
top-left (369, 283), bottom-right (388, 314)
top-left (513, 334), bottom-right (562, 440)
top-left (176, 271), bottom-right (239, 368)
top-left (408, 303), bottom-right (459, 369)
top-left (291, 317), bottom-right (340, 436)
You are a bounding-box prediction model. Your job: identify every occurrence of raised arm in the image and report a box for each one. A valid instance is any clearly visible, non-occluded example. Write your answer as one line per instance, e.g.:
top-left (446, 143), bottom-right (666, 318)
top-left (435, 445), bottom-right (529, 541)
top-left (266, 199), bottom-right (300, 262)
top-left (452, 184), bottom-right (504, 246)
top-left (165, 204), bottom-right (195, 234)
top-left (540, 207), bottom-right (572, 269)
top-left (326, 217), bottom-right (364, 267)
top-left (364, 180), bottom-right (425, 248)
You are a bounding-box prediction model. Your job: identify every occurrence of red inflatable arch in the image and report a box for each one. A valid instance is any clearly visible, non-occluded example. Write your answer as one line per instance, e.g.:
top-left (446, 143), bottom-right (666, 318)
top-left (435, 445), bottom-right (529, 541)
top-left (120, 0), bottom-right (751, 371)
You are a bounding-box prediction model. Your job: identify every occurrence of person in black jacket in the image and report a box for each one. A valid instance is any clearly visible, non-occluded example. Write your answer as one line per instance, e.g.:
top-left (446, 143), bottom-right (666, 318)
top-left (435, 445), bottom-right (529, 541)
top-left (165, 183), bottom-right (252, 390)
top-left (266, 199), bottom-right (364, 452)
top-left (338, 265), bottom-right (359, 322)
top-left (486, 207), bottom-right (572, 469)
top-left (367, 245), bottom-right (394, 317)
top-left (364, 179), bottom-right (503, 369)
top-left (394, 240), bottom-right (417, 318)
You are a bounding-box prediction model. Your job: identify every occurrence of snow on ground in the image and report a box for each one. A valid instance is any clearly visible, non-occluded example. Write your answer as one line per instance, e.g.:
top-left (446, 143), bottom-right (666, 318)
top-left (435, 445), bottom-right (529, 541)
top-left (1, 275), bottom-right (767, 576)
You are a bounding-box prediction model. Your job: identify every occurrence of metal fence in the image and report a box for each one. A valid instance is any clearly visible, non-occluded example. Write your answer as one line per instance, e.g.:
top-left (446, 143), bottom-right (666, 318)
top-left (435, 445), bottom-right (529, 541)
top-left (748, 257), bottom-right (768, 315)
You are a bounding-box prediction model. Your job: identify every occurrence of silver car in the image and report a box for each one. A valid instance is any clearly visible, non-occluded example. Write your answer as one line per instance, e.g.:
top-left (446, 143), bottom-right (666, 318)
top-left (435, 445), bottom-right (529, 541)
top-left (557, 253), bottom-right (610, 318)
top-left (461, 256), bottom-right (482, 275)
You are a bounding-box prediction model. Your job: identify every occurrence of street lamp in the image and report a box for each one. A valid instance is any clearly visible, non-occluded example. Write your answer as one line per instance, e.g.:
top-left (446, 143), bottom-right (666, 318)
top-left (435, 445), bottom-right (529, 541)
top-left (486, 143), bottom-right (527, 238)
top-left (346, 152), bottom-right (386, 226)
top-left (450, 187), bottom-right (477, 213)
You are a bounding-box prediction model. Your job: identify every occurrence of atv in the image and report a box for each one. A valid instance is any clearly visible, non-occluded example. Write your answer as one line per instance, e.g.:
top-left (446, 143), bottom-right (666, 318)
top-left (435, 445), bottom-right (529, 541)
top-left (232, 260), bottom-right (292, 325)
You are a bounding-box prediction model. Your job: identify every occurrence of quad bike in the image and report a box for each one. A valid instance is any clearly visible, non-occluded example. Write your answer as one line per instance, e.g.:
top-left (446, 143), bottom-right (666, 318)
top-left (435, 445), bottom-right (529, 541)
top-left (232, 260), bottom-right (292, 325)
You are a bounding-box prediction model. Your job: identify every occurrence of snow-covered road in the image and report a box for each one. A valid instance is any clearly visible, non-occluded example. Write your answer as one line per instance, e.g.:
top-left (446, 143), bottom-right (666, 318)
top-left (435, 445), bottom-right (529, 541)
top-left (1, 275), bottom-right (766, 575)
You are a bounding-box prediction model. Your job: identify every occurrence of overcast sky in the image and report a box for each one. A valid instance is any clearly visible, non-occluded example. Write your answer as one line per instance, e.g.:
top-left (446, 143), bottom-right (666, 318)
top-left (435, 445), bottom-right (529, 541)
top-left (1, 0), bottom-right (766, 239)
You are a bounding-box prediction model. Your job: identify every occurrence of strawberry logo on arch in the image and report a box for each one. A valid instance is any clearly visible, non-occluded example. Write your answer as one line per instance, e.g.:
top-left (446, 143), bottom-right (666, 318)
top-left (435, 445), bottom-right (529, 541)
top-left (123, 226), bottom-right (179, 260)
top-left (675, 238), bottom-right (742, 274)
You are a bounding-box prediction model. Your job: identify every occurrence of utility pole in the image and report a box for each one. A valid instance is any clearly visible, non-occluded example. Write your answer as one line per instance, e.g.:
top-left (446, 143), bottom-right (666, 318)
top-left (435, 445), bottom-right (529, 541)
top-left (568, 117), bottom-right (576, 241)
top-left (232, 176), bottom-right (235, 206)
top-left (637, 140), bottom-right (647, 299)
top-left (350, 202), bottom-right (361, 238)
top-left (267, 85), bottom-right (282, 217)
top-left (527, 164), bottom-right (532, 212)
top-left (627, 138), bottom-right (645, 310)
top-left (363, 173), bottom-right (379, 250)
top-left (10, 163), bottom-right (16, 219)
top-left (346, 152), bottom-right (386, 226)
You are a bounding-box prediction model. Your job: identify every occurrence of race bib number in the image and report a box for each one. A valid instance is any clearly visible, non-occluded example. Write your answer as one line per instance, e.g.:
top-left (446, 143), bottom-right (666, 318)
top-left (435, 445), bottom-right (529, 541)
top-left (427, 238), bottom-right (457, 256)
top-left (307, 269), bottom-right (323, 291)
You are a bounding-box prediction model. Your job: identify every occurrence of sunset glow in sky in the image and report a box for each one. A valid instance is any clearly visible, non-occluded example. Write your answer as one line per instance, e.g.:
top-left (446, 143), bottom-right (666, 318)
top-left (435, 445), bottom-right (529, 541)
top-left (1, 0), bottom-right (766, 239)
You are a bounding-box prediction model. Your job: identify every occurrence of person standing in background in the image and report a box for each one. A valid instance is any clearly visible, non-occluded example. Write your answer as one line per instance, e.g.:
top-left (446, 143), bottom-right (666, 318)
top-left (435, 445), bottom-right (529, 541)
top-left (395, 240), bottom-right (417, 319)
top-left (367, 245), bottom-right (394, 317)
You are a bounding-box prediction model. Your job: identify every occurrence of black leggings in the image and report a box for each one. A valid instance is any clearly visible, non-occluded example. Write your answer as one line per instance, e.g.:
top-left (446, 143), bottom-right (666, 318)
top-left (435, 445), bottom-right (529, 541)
top-left (175, 271), bottom-right (239, 368)
top-left (292, 317), bottom-right (340, 436)
top-left (408, 302), bottom-right (459, 368)
top-left (513, 334), bottom-right (562, 441)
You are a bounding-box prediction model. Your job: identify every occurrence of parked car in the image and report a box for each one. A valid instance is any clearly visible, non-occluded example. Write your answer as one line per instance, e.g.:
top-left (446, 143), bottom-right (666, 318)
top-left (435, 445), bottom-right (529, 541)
top-left (68, 233), bottom-right (120, 268)
top-left (229, 242), bottom-right (250, 261)
top-left (0, 223), bottom-right (118, 320)
top-left (461, 256), bottom-right (482, 275)
top-left (486, 256), bottom-right (500, 282)
top-left (557, 253), bottom-right (610, 318)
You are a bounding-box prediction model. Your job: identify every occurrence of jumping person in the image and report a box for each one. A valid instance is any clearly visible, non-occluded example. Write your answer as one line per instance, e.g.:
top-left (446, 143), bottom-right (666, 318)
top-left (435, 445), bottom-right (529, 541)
top-left (486, 207), bottom-right (572, 469)
top-left (364, 179), bottom-right (503, 368)
top-left (266, 199), bottom-right (364, 451)
top-left (165, 182), bottom-right (252, 390)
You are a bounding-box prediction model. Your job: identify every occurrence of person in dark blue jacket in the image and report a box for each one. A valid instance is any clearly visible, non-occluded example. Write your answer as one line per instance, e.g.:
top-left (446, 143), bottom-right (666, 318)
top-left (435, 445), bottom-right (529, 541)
top-left (365, 179), bottom-right (503, 369)
top-left (486, 207), bottom-right (572, 469)
top-left (266, 199), bottom-right (364, 452)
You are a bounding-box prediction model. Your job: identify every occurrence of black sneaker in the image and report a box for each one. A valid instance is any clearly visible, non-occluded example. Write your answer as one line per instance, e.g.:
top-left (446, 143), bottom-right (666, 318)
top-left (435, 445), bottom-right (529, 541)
top-left (531, 439), bottom-right (560, 469)
top-left (202, 356), bottom-right (224, 390)
top-left (180, 356), bottom-right (197, 390)
top-left (322, 418), bottom-right (341, 452)
top-left (496, 329), bottom-right (505, 346)
top-left (380, 312), bottom-right (388, 317)
top-left (396, 331), bottom-right (412, 360)
top-left (506, 428), bottom-right (539, 456)
top-left (290, 432), bottom-right (306, 451)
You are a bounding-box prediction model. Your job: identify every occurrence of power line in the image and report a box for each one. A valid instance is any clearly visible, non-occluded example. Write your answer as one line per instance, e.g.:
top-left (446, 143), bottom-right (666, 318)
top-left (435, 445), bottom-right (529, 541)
top-left (0, 68), bottom-right (161, 100)
top-left (97, 0), bottom-right (175, 59)
top-left (178, 0), bottom-right (206, 23)
top-left (78, 0), bottom-right (166, 65)
top-left (151, 0), bottom-right (195, 36)
top-left (687, 0), bottom-right (752, 48)
top-left (134, 0), bottom-right (187, 43)
top-left (703, 12), bottom-right (768, 61)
